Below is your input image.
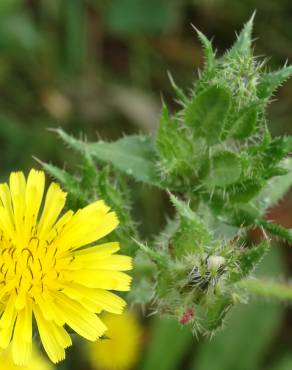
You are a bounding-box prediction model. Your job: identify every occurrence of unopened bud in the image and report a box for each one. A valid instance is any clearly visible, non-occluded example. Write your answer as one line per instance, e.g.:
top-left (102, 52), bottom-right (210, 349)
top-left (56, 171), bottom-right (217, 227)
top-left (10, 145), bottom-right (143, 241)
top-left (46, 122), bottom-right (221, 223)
top-left (207, 255), bottom-right (225, 270)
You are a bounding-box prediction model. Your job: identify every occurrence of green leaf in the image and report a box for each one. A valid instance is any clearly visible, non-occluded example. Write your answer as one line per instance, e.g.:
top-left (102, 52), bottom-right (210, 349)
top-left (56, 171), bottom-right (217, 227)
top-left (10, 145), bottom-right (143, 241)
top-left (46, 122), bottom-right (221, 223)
top-left (37, 159), bottom-right (79, 196)
top-left (255, 157), bottom-right (292, 213)
top-left (167, 72), bottom-right (188, 104)
top-left (194, 27), bottom-right (215, 74)
top-left (184, 86), bottom-right (231, 145)
top-left (230, 105), bottom-right (258, 139)
top-left (255, 219), bottom-right (292, 244)
top-left (205, 151), bottom-right (242, 188)
top-left (156, 105), bottom-right (199, 179)
top-left (96, 167), bottom-right (138, 255)
top-left (229, 179), bottom-right (263, 203)
top-left (226, 12), bottom-right (255, 58)
top-left (231, 241), bottom-right (270, 282)
top-left (261, 136), bottom-right (292, 172)
top-left (217, 203), bottom-right (261, 227)
top-left (169, 194), bottom-right (212, 257)
top-left (201, 294), bottom-right (234, 332)
top-left (37, 159), bottom-right (91, 210)
top-left (258, 65), bottom-right (292, 99)
top-left (128, 252), bottom-right (156, 304)
top-left (140, 316), bottom-right (193, 370)
top-left (54, 129), bottom-right (160, 186)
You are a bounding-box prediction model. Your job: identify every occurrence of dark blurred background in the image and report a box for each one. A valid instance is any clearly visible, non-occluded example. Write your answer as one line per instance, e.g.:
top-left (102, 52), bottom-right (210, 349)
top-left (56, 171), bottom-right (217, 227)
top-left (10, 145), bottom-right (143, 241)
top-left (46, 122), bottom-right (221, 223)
top-left (1, 1), bottom-right (292, 369)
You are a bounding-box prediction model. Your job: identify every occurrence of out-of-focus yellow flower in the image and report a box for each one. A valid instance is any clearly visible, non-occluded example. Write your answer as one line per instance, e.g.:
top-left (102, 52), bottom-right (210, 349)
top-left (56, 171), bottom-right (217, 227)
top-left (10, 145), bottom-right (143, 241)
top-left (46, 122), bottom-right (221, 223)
top-left (0, 169), bottom-right (132, 366)
top-left (88, 312), bottom-right (142, 370)
top-left (0, 346), bottom-right (53, 370)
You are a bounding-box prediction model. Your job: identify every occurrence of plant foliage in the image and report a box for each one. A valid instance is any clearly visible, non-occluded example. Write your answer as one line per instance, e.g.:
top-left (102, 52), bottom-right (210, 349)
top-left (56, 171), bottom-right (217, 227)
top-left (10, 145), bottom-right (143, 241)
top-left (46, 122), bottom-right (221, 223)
top-left (42, 16), bottom-right (292, 337)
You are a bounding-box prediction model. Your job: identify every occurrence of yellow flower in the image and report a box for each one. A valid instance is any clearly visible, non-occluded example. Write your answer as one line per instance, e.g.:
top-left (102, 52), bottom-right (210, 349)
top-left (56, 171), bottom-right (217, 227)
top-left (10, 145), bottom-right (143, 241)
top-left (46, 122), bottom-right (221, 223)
top-left (0, 169), bottom-right (132, 366)
top-left (0, 345), bottom-right (53, 370)
top-left (88, 312), bottom-right (142, 370)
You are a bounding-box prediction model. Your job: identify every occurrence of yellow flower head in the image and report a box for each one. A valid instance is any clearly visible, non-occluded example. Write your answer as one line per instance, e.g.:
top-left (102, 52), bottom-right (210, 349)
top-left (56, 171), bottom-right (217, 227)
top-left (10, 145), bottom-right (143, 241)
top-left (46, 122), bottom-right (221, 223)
top-left (0, 345), bottom-right (53, 370)
top-left (0, 169), bottom-right (132, 366)
top-left (88, 312), bottom-right (142, 370)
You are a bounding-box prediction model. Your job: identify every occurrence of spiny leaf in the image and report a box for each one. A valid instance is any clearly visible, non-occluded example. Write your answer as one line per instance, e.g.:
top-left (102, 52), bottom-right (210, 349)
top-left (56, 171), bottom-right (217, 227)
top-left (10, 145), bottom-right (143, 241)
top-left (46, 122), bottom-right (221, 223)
top-left (167, 72), bottom-right (188, 104)
top-left (184, 85), bottom-right (231, 145)
top-left (258, 65), bottom-right (292, 99)
top-left (156, 105), bottom-right (206, 182)
top-left (36, 159), bottom-right (84, 209)
top-left (205, 151), bottom-right (242, 188)
top-left (218, 203), bottom-right (261, 227)
top-left (202, 294), bottom-right (233, 333)
top-left (97, 167), bottom-right (138, 255)
top-left (169, 194), bottom-right (212, 257)
top-left (256, 157), bottom-right (292, 213)
top-left (230, 105), bottom-right (258, 139)
top-left (53, 129), bottom-right (160, 186)
top-left (156, 104), bottom-right (197, 178)
top-left (49, 127), bottom-right (85, 151)
top-left (231, 241), bottom-right (270, 282)
top-left (136, 240), bottom-right (167, 268)
top-left (169, 193), bottom-right (201, 221)
top-left (79, 151), bottom-right (98, 190)
top-left (156, 104), bottom-right (176, 160)
top-left (229, 179), bottom-right (263, 203)
top-left (255, 219), bottom-right (292, 244)
top-left (193, 26), bottom-right (215, 74)
top-left (226, 12), bottom-right (255, 58)
top-left (36, 159), bottom-right (78, 194)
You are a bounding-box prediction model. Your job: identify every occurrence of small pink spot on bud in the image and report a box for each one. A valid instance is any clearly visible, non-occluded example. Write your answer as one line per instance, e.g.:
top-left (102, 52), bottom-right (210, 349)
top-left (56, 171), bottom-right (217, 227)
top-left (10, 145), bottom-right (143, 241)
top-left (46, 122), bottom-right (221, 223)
top-left (179, 308), bottom-right (194, 325)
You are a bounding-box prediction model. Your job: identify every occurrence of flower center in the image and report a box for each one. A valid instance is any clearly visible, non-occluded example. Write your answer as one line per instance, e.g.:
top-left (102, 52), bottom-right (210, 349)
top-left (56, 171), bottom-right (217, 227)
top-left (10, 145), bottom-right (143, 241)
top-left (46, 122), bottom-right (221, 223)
top-left (0, 235), bottom-right (60, 301)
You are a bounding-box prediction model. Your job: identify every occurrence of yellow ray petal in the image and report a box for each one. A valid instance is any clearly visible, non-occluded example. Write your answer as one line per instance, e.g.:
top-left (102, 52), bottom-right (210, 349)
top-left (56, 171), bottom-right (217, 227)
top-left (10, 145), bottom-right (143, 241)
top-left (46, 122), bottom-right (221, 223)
top-left (54, 292), bottom-right (107, 340)
top-left (74, 242), bottom-right (120, 258)
top-left (37, 183), bottom-right (66, 239)
top-left (0, 183), bottom-right (14, 227)
top-left (58, 212), bottom-right (119, 252)
top-left (33, 305), bottom-right (65, 363)
top-left (66, 270), bottom-right (132, 291)
top-left (24, 169), bottom-right (45, 241)
top-left (0, 311), bottom-right (16, 349)
top-left (9, 172), bottom-right (26, 240)
top-left (60, 283), bottom-right (126, 314)
top-left (0, 207), bottom-right (15, 240)
top-left (58, 242), bottom-right (121, 269)
top-left (51, 324), bottom-right (72, 349)
top-left (12, 310), bottom-right (32, 366)
top-left (21, 302), bottom-right (32, 342)
top-left (73, 255), bottom-right (133, 271)
top-left (90, 289), bottom-right (127, 314)
top-left (0, 294), bottom-right (16, 329)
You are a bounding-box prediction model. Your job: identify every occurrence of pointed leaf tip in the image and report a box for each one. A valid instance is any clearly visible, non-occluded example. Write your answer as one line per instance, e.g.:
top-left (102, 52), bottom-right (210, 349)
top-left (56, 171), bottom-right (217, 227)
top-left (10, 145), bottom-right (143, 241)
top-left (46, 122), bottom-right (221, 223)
top-left (227, 14), bottom-right (255, 57)
top-left (258, 65), bottom-right (292, 99)
top-left (192, 25), bottom-right (215, 72)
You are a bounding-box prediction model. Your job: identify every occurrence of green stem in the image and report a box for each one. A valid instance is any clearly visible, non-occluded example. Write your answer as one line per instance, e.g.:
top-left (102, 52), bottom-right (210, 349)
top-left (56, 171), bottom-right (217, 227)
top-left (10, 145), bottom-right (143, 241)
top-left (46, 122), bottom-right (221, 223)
top-left (238, 278), bottom-right (292, 301)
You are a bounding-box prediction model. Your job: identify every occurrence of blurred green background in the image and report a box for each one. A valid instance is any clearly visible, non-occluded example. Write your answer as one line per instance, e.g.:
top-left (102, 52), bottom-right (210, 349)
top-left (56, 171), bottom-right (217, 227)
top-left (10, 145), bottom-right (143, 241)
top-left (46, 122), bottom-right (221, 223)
top-left (1, 1), bottom-right (292, 369)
